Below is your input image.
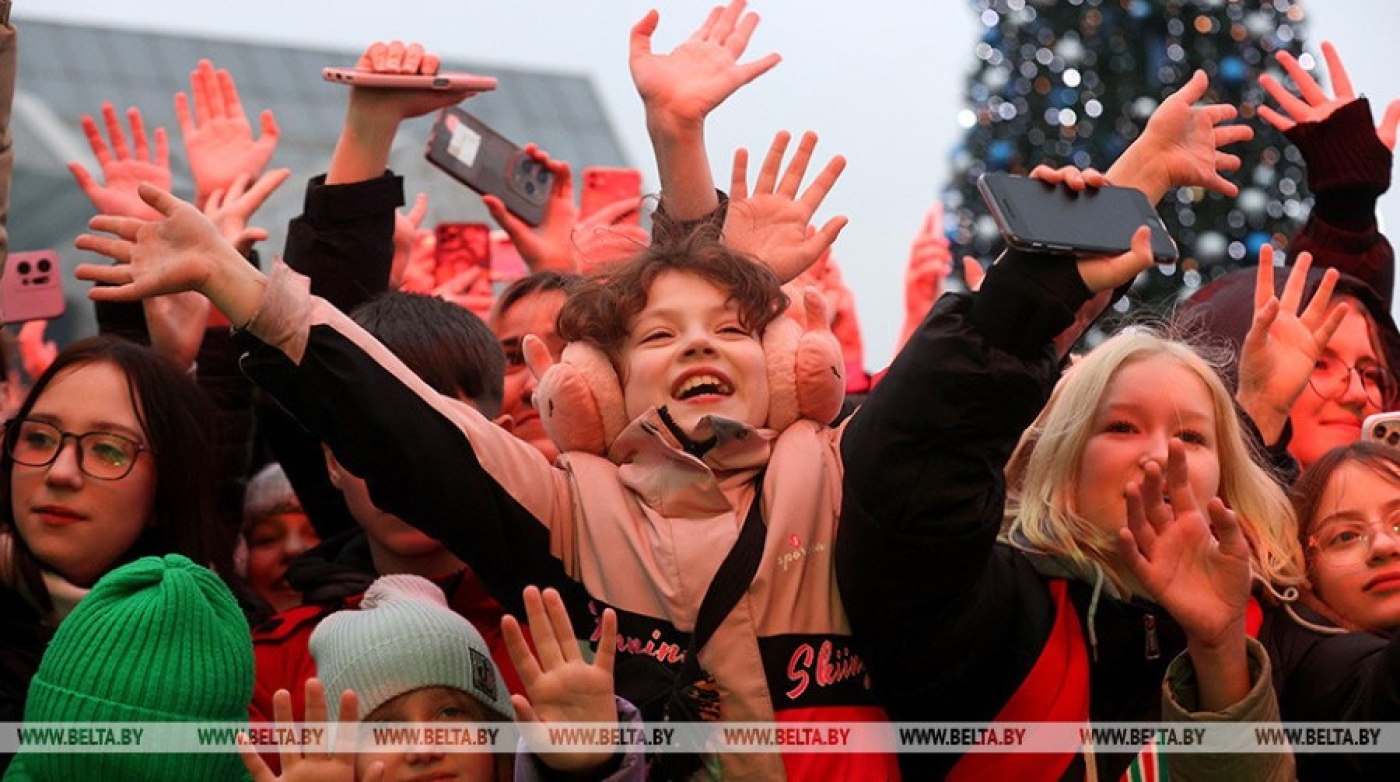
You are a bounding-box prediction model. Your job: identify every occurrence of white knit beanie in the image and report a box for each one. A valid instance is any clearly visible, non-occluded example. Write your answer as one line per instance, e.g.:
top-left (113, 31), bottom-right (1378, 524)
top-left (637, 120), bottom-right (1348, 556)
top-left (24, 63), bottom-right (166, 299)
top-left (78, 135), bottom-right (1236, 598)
top-left (308, 574), bottom-right (514, 721)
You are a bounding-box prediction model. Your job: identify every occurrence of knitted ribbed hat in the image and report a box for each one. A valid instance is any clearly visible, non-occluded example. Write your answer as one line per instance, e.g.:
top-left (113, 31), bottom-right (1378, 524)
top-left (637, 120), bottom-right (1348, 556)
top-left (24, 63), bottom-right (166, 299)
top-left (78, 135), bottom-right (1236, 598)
top-left (5, 554), bottom-right (254, 781)
top-left (309, 574), bottom-right (514, 722)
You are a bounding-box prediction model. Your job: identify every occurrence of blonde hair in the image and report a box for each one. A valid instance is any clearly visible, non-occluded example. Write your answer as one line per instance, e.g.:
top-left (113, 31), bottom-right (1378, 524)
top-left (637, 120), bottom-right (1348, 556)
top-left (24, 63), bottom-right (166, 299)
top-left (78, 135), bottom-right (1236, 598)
top-left (1005, 329), bottom-right (1305, 597)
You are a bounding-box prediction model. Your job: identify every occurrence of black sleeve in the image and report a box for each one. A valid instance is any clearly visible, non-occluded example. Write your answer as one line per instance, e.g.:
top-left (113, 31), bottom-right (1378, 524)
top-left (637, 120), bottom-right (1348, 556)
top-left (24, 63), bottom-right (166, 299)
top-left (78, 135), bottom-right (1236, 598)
top-left (281, 173), bottom-right (403, 310)
top-left (258, 173), bottom-right (404, 539)
top-left (836, 250), bottom-right (1085, 721)
top-left (1285, 98), bottom-right (1395, 305)
top-left (240, 326), bottom-right (593, 625)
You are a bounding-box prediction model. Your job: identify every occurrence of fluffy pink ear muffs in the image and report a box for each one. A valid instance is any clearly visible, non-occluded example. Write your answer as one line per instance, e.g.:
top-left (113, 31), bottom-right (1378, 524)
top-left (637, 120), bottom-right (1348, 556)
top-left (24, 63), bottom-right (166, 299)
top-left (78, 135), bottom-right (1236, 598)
top-left (530, 288), bottom-right (846, 458)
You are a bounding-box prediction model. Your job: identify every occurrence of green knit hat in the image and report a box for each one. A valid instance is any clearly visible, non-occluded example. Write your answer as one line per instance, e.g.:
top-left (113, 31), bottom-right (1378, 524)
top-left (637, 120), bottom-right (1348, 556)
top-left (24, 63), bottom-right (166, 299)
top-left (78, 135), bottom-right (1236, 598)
top-left (310, 574), bottom-right (515, 722)
top-left (4, 554), bottom-right (253, 781)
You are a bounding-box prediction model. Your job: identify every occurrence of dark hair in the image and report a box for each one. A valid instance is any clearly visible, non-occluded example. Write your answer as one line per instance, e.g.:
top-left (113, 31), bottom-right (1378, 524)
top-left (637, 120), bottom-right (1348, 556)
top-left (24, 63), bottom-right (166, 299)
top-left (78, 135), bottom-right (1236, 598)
top-left (1291, 441), bottom-right (1400, 554)
top-left (556, 231), bottom-right (787, 370)
top-left (350, 292), bottom-right (506, 419)
top-left (491, 271), bottom-right (583, 328)
top-left (2, 337), bottom-right (225, 605)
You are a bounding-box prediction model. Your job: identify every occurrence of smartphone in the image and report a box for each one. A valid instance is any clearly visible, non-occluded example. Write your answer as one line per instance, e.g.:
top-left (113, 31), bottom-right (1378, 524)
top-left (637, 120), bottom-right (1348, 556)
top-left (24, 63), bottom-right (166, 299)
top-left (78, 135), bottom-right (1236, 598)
top-left (425, 107), bottom-right (554, 227)
top-left (434, 222), bottom-right (492, 287)
top-left (580, 167), bottom-right (643, 226)
top-left (2, 251), bottom-right (66, 325)
top-left (322, 67), bottom-right (497, 94)
top-left (977, 172), bottom-right (1178, 264)
top-left (1363, 412), bottom-right (1400, 448)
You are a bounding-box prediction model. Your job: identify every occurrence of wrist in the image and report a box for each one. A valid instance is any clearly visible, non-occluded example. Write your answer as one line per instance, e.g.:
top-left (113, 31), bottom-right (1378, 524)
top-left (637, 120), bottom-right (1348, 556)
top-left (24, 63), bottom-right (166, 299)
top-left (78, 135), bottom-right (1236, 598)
top-left (202, 249), bottom-right (269, 329)
top-left (327, 104), bottom-right (399, 185)
top-left (645, 110), bottom-right (705, 147)
top-left (1105, 147), bottom-right (1170, 204)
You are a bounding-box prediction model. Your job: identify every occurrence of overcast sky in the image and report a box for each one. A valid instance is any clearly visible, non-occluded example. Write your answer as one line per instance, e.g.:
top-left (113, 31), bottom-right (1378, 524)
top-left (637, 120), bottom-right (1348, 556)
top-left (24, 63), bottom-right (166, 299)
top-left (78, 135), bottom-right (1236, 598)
top-left (23, 1), bottom-right (1400, 366)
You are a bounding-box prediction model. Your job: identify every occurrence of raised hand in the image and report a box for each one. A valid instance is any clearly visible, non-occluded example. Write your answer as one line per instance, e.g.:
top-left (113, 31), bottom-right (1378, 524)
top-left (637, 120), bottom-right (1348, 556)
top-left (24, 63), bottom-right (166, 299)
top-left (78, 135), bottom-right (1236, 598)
top-left (571, 199), bottom-right (650, 275)
top-left (1236, 247), bottom-right (1347, 443)
top-left (238, 678), bottom-right (382, 782)
top-left (176, 59), bottom-right (280, 208)
top-left (203, 167), bottom-right (291, 256)
top-left (629, 0), bottom-right (780, 136)
top-left (723, 130), bottom-right (847, 283)
top-left (503, 586), bottom-right (619, 774)
top-left (68, 102), bottom-right (171, 220)
top-left (1026, 166), bottom-right (1157, 295)
top-left (1260, 41), bottom-right (1400, 149)
top-left (482, 145), bottom-right (578, 274)
top-left (329, 41), bottom-right (472, 185)
top-left (898, 203), bottom-right (953, 349)
top-left (1105, 70), bottom-right (1253, 202)
top-left (74, 184), bottom-right (267, 330)
top-left (1116, 442), bottom-right (1252, 709)
top-left (390, 192), bottom-right (432, 290)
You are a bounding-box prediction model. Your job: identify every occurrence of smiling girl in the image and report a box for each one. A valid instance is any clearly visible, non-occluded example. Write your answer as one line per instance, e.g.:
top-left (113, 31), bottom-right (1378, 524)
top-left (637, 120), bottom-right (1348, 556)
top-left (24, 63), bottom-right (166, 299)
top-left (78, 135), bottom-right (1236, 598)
top-left (75, 196), bottom-right (894, 779)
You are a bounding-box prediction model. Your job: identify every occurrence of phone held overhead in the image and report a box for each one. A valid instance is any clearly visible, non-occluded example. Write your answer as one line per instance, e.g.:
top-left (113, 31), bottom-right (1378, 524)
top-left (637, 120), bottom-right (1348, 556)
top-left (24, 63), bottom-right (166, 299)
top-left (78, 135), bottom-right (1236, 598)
top-left (425, 107), bottom-right (554, 227)
top-left (978, 172), bottom-right (1179, 264)
top-left (321, 67), bottom-right (497, 94)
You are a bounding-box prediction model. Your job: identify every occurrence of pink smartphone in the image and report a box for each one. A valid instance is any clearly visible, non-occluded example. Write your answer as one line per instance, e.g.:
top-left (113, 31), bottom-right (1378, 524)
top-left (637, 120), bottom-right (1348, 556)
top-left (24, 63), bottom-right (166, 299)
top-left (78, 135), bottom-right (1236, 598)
top-left (322, 67), bottom-right (497, 93)
top-left (2, 251), bottom-right (66, 325)
top-left (580, 167), bottom-right (643, 226)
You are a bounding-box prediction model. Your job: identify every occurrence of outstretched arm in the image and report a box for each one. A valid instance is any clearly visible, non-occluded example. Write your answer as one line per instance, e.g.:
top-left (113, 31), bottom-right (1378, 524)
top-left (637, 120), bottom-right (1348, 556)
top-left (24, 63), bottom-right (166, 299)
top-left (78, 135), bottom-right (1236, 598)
top-left (630, 0), bottom-right (780, 221)
top-left (1260, 40), bottom-right (1396, 300)
top-left (327, 41), bottom-right (475, 185)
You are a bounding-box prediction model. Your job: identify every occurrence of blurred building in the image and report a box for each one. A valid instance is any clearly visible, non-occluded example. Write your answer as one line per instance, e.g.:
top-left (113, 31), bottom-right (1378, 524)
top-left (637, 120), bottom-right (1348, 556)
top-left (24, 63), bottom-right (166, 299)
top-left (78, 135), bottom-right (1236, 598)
top-left (8, 18), bottom-right (629, 341)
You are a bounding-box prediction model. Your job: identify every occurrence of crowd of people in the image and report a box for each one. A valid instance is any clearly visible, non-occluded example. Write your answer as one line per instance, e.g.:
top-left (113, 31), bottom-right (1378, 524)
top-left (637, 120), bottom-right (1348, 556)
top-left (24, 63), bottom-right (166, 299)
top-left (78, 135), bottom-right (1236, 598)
top-left (0, 2), bottom-right (1398, 780)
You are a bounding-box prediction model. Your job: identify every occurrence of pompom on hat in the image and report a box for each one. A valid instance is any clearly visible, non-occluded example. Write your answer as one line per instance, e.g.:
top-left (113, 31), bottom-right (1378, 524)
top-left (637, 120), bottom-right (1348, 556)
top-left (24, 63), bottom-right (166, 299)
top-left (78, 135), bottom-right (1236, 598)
top-left (308, 574), bottom-right (514, 722)
top-left (5, 554), bottom-right (254, 781)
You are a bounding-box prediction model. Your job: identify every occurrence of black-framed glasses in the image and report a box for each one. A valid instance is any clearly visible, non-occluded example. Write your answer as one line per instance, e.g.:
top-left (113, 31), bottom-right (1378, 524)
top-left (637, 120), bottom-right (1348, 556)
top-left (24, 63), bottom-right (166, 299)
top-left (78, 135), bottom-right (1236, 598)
top-left (6, 419), bottom-right (149, 480)
top-left (1308, 357), bottom-right (1396, 409)
top-left (1308, 517), bottom-right (1400, 567)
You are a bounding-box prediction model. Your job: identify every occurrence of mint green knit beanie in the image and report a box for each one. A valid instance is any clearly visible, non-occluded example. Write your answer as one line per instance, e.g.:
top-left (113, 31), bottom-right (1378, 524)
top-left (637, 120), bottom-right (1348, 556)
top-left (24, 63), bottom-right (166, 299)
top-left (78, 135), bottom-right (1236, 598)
top-left (310, 574), bottom-right (515, 722)
top-left (4, 554), bottom-right (253, 781)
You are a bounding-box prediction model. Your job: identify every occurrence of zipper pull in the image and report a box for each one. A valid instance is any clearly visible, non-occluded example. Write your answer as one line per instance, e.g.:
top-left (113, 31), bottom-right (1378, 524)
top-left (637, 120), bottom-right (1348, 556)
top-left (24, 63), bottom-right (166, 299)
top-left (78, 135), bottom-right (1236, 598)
top-left (1144, 614), bottom-right (1161, 661)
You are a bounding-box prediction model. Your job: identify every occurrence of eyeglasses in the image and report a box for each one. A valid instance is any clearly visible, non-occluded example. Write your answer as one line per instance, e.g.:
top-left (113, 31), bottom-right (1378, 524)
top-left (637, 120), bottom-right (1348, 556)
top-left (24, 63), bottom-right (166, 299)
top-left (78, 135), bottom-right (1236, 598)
top-left (1308, 516), bottom-right (1400, 566)
top-left (1308, 357), bottom-right (1396, 408)
top-left (6, 419), bottom-right (149, 480)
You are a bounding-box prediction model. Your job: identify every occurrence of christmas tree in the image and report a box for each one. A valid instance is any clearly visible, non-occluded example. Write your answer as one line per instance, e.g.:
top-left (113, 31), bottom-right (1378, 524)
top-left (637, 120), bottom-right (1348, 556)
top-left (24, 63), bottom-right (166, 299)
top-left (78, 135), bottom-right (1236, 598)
top-left (944, 0), bottom-right (1312, 335)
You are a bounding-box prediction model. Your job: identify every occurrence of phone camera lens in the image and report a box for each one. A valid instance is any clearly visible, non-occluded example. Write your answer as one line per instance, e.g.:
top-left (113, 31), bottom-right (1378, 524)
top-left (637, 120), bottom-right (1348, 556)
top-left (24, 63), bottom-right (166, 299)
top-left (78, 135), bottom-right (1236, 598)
top-left (37, 259), bottom-right (51, 273)
top-left (16, 261), bottom-right (29, 275)
top-left (524, 182), bottom-right (536, 195)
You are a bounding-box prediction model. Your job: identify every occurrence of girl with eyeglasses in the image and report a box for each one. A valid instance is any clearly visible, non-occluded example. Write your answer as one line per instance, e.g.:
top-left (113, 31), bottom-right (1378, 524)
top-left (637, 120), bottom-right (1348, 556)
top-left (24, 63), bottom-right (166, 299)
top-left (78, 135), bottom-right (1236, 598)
top-left (1176, 261), bottom-right (1400, 477)
top-left (1292, 441), bottom-right (1400, 633)
top-left (0, 337), bottom-right (235, 738)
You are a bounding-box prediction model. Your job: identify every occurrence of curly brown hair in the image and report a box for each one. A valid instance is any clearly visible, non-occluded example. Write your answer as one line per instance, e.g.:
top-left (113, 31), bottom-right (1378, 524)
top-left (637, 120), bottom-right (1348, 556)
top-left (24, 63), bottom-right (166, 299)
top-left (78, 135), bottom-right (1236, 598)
top-left (556, 230), bottom-right (788, 372)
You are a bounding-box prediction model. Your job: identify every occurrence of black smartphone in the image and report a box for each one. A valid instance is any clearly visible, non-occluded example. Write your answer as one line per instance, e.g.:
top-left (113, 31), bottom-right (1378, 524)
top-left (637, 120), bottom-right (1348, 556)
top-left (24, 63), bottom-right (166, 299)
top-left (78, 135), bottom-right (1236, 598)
top-left (425, 107), bottom-right (553, 227)
top-left (977, 172), bottom-right (1178, 264)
